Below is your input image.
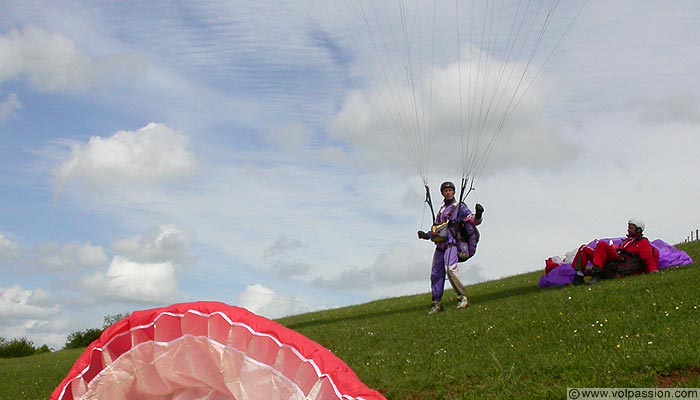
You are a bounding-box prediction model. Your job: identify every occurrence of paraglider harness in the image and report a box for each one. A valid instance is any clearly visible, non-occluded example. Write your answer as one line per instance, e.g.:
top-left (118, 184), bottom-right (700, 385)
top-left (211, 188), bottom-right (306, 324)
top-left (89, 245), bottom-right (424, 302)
top-left (606, 236), bottom-right (659, 277)
top-left (424, 178), bottom-right (475, 262)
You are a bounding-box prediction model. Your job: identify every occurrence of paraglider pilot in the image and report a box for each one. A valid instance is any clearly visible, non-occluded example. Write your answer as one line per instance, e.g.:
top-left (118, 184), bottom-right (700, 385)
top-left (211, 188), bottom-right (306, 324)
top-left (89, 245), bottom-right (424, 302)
top-left (418, 181), bottom-right (484, 314)
top-left (572, 218), bottom-right (659, 285)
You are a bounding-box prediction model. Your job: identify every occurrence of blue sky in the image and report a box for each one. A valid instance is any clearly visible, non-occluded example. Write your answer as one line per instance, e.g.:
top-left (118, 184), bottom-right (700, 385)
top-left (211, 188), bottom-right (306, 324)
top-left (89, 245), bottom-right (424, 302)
top-left (1, 1), bottom-right (699, 350)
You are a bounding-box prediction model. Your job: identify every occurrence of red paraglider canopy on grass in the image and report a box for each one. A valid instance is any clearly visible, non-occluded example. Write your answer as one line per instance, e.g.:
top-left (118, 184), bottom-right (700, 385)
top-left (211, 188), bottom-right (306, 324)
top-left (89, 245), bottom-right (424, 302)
top-left (51, 301), bottom-right (385, 400)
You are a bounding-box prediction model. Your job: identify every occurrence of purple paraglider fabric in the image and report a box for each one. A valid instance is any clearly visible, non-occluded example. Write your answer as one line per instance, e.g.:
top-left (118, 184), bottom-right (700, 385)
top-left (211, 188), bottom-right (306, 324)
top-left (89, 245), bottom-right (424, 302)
top-left (539, 263), bottom-right (577, 288)
top-left (538, 238), bottom-right (693, 288)
top-left (651, 239), bottom-right (694, 269)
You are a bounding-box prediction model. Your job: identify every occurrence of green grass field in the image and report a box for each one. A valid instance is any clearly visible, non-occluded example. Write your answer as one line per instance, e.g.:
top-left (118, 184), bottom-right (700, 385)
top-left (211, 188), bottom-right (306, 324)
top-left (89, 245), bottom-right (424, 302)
top-left (2, 241), bottom-right (698, 400)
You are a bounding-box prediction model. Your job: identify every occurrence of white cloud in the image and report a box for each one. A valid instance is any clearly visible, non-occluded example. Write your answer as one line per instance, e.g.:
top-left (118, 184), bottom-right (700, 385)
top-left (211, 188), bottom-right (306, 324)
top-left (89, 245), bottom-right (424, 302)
top-left (110, 225), bottom-right (193, 264)
top-left (0, 285), bottom-right (58, 321)
top-left (312, 267), bottom-right (373, 290)
top-left (261, 236), bottom-right (311, 278)
top-left (0, 26), bottom-right (148, 93)
top-left (237, 284), bottom-right (312, 319)
top-left (0, 317), bottom-right (74, 351)
top-left (54, 122), bottom-right (196, 190)
top-left (328, 48), bottom-right (576, 178)
top-left (82, 256), bottom-right (178, 304)
top-left (35, 241), bottom-right (107, 271)
top-left (0, 92), bottom-right (21, 122)
top-left (372, 244), bottom-right (426, 285)
top-left (0, 233), bottom-right (20, 265)
top-left (309, 243), bottom-right (432, 291)
top-left (0, 285), bottom-right (68, 349)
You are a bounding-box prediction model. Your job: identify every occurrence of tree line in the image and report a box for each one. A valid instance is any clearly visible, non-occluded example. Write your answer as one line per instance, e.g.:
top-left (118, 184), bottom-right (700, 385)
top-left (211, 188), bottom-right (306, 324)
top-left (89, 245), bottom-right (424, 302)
top-left (0, 313), bottom-right (130, 358)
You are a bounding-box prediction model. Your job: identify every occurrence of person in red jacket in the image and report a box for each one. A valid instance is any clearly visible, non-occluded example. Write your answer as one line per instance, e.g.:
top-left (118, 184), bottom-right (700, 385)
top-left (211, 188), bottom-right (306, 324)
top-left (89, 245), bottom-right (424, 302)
top-left (572, 218), bottom-right (659, 284)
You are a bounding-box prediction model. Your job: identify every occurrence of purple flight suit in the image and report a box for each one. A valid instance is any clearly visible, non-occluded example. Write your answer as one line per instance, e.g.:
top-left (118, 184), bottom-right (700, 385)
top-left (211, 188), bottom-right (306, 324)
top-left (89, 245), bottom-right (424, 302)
top-left (426, 201), bottom-right (481, 303)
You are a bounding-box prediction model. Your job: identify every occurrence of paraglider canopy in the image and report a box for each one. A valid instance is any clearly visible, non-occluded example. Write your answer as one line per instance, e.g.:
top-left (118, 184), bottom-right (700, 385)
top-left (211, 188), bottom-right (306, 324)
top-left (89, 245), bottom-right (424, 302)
top-left (51, 301), bottom-right (385, 400)
top-left (306, 1), bottom-right (586, 203)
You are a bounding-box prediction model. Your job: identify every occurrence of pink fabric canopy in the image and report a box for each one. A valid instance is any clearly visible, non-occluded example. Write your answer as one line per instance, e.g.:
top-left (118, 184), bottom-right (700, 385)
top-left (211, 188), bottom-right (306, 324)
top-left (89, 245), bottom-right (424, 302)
top-left (51, 301), bottom-right (385, 400)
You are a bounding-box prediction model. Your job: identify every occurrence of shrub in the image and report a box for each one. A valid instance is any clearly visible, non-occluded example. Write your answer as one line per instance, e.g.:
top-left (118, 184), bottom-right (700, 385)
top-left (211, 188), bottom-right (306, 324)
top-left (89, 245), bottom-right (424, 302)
top-left (103, 312), bottom-right (130, 328)
top-left (62, 313), bottom-right (131, 350)
top-left (35, 344), bottom-right (51, 354)
top-left (64, 328), bottom-right (103, 349)
top-left (0, 337), bottom-right (37, 358)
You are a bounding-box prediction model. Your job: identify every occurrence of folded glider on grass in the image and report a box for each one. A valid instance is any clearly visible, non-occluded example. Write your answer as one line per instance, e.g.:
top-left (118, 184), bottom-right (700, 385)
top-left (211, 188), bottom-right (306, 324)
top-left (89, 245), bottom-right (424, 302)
top-left (539, 239), bottom-right (694, 288)
top-left (51, 301), bottom-right (385, 400)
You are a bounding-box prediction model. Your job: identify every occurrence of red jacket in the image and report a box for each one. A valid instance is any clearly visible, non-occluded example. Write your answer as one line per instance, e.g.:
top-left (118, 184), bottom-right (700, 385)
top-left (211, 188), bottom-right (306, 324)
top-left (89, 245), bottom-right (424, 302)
top-left (617, 236), bottom-right (659, 273)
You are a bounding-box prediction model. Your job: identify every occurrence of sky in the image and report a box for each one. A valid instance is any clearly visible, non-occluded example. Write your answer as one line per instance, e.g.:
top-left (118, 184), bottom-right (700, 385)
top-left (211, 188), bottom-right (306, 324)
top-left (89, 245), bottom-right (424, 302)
top-left (1, 1), bottom-right (699, 350)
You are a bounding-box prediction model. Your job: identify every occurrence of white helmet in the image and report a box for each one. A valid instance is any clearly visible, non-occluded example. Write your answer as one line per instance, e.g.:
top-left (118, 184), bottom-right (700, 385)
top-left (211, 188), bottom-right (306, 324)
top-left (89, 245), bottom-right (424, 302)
top-left (628, 218), bottom-right (645, 232)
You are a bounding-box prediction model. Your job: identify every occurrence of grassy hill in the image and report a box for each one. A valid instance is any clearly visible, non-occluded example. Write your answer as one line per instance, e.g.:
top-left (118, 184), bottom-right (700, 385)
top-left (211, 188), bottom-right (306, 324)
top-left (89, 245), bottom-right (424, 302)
top-left (2, 241), bottom-right (698, 400)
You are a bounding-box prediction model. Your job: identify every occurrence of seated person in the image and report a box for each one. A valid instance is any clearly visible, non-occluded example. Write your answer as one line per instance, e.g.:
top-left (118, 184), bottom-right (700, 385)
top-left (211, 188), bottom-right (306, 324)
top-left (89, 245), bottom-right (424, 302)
top-left (572, 218), bottom-right (658, 284)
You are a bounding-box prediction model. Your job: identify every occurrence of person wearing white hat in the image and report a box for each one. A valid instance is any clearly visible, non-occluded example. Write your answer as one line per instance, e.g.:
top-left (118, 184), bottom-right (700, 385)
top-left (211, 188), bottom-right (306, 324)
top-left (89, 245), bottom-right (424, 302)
top-left (572, 218), bottom-right (659, 284)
